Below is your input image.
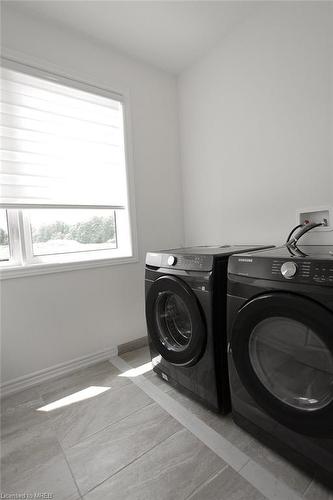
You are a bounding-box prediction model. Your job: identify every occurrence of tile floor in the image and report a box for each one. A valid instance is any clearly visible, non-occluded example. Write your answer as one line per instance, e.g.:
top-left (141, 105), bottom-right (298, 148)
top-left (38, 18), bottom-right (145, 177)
top-left (1, 346), bottom-right (332, 499)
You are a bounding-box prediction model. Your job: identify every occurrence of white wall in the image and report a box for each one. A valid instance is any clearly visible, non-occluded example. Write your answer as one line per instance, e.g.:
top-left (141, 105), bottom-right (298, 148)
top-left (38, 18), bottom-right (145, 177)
top-left (1, 6), bottom-right (183, 383)
top-left (179, 2), bottom-right (333, 247)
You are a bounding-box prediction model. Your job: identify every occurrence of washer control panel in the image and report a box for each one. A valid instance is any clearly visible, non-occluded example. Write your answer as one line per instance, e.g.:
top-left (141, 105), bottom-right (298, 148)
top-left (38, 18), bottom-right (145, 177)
top-left (228, 247), bottom-right (333, 287)
top-left (271, 259), bottom-right (333, 285)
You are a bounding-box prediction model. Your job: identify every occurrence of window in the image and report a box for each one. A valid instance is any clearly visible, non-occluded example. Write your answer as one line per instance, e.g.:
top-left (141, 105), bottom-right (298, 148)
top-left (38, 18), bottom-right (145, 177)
top-left (29, 209), bottom-right (117, 257)
top-left (0, 60), bottom-right (136, 276)
top-left (0, 210), bottom-right (10, 261)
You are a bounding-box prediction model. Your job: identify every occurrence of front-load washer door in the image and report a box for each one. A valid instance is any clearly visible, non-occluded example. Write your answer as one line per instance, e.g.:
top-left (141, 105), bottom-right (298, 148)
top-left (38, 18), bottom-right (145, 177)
top-left (146, 275), bottom-right (206, 367)
top-left (231, 293), bottom-right (333, 437)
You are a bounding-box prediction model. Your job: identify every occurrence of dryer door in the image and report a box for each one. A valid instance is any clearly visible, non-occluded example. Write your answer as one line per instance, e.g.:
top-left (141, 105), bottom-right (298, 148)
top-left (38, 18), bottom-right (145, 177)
top-left (146, 275), bottom-right (206, 367)
top-left (231, 293), bottom-right (333, 436)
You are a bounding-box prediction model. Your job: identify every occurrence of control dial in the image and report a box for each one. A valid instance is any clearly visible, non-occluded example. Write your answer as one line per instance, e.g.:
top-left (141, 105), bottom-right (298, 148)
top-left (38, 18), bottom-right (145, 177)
top-left (281, 261), bottom-right (297, 279)
top-left (167, 255), bottom-right (177, 266)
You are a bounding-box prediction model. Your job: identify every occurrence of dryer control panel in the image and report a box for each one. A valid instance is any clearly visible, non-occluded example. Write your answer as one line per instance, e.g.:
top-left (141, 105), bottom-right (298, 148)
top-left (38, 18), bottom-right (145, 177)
top-left (146, 252), bottom-right (214, 271)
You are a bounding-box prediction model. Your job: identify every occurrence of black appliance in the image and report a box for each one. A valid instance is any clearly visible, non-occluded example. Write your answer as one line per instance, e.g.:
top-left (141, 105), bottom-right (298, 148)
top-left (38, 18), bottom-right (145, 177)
top-left (227, 245), bottom-right (333, 486)
top-left (145, 244), bottom-right (272, 412)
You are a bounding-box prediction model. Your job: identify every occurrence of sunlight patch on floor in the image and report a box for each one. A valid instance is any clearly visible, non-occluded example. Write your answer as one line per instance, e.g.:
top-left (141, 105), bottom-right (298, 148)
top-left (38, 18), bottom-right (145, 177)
top-left (118, 361), bottom-right (153, 377)
top-left (37, 386), bottom-right (111, 411)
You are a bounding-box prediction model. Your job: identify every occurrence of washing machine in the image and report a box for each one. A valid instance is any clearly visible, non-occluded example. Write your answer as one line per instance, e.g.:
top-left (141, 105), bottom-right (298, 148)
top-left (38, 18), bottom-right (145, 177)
top-left (227, 245), bottom-right (333, 486)
top-left (145, 244), bottom-right (272, 412)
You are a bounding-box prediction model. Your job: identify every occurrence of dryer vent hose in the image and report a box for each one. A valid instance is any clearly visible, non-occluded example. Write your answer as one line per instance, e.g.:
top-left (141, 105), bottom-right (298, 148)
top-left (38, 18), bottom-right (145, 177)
top-left (287, 221), bottom-right (326, 248)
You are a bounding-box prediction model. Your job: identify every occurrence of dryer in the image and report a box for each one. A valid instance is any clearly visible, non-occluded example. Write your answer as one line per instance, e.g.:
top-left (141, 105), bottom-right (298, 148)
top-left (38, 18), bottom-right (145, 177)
top-left (145, 244), bottom-right (272, 412)
top-left (227, 245), bottom-right (333, 486)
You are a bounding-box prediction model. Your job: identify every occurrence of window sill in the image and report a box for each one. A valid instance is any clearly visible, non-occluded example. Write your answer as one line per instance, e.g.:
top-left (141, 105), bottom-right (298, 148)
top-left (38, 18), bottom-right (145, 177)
top-left (0, 255), bottom-right (139, 280)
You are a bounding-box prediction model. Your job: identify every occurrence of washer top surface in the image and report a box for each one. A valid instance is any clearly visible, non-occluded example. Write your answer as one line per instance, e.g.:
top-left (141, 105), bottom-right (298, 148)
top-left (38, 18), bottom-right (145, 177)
top-left (236, 245), bottom-right (333, 260)
top-left (157, 244), bottom-right (272, 257)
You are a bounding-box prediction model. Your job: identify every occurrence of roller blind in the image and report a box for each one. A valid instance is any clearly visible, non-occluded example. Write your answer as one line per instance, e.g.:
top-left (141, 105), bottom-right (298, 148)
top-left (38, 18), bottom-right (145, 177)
top-left (0, 63), bottom-right (128, 208)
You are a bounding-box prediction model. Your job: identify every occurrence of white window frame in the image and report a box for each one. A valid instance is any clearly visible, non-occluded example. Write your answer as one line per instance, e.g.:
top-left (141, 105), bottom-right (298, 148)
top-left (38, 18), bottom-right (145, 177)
top-left (0, 209), bottom-right (21, 267)
top-left (0, 57), bottom-right (138, 279)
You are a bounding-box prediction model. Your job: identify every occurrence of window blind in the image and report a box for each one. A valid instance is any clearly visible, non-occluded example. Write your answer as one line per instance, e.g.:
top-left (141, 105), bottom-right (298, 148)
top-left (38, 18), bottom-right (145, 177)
top-left (0, 64), bottom-right (128, 208)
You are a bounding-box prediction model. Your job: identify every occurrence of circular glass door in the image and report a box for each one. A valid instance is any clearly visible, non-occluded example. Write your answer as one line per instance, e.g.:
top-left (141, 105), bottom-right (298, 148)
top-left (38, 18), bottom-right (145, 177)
top-left (156, 292), bottom-right (192, 351)
top-left (249, 317), bottom-right (333, 412)
top-left (146, 275), bottom-right (206, 366)
top-left (231, 293), bottom-right (333, 436)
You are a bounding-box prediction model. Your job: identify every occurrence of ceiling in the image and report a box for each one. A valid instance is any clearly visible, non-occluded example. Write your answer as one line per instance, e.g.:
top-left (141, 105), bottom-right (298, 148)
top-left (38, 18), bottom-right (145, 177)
top-left (5, 1), bottom-right (261, 74)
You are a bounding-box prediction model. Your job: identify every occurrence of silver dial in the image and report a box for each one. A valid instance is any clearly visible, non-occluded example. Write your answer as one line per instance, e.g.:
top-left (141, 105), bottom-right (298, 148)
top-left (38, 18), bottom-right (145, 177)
top-left (167, 255), bottom-right (177, 266)
top-left (281, 261), bottom-right (297, 279)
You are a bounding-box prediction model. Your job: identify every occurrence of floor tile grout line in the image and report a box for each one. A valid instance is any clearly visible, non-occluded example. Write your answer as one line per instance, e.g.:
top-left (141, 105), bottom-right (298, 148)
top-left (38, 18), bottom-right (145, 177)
top-left (111, 355), bottom-right (303, 500)
top-left (57, 436), bottom-right (83, 499)
top-left (237, 455), bottom-right (254, 474)
top-left (302, 479), bottom-right (314, 497)
top-left (82, 428), bottom-right (186, 497)
top-left (184, 464), bottom-right (229, 500)
top-left (61, 399), bottom-right (156, 451)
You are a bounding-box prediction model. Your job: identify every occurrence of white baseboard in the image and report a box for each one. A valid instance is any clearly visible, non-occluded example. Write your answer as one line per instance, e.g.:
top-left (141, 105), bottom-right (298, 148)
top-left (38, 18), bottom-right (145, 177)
top-left (0, 346), bottom-right (118, 398)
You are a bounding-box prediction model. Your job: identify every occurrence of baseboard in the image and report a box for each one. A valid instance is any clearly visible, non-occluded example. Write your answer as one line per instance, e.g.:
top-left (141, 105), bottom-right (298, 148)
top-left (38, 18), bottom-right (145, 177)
top-left (117, 336), bottom-right (148, 355)
top-left (0, 346), bottom-right (118, 398)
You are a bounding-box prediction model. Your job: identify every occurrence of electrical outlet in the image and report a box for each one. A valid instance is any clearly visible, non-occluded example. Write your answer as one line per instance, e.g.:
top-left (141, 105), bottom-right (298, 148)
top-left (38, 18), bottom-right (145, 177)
top-left (296, 206), bottom-right (332, 231)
